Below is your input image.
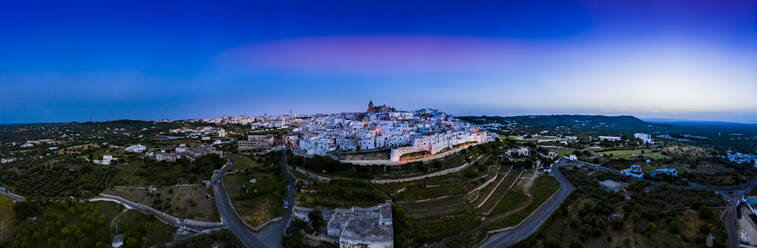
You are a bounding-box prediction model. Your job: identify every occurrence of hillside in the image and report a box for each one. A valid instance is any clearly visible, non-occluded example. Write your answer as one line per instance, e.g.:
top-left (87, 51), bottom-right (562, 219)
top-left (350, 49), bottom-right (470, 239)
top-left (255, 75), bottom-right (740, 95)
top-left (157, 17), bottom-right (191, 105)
top-left (460, 115), bottom-right (667, 136)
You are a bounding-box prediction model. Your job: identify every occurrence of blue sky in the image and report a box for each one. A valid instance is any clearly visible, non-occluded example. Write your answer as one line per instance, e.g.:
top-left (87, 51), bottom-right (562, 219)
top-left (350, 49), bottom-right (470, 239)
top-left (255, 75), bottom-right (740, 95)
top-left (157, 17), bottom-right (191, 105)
top-left (2, 0), bottom-right (757, 123)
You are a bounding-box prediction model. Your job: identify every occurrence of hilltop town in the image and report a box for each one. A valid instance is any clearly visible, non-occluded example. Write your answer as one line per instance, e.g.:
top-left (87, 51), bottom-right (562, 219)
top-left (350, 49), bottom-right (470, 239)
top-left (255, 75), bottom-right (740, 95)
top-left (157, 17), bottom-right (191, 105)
top-left (1, 104), bottom-right (757, 248)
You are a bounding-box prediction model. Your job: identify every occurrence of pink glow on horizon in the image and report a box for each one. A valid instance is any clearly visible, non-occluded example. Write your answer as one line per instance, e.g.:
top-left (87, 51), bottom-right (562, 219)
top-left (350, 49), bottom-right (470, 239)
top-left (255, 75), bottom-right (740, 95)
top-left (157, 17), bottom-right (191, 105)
top-left (217, 35), bottom-right (536, 73)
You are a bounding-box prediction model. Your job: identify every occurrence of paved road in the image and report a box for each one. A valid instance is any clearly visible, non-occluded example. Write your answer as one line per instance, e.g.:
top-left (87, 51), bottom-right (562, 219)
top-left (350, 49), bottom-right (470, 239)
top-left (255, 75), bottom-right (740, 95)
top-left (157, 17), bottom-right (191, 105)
top-left (280, 149), bottom-right (296, 237)
top-left (557, 159), bottom-right (757, 248)
top-left (0, 190), bottom-right (25, 202)
top-left (479, 160), bottom-right (575, 248)
top-left (565, 160), bottom-right (757, 192)
top-left (723, 199), bottom-right (739, 248)
top-left (212, 159), bottom-right (271, 248)
top-left (89, 194), bottom-right (224, 232)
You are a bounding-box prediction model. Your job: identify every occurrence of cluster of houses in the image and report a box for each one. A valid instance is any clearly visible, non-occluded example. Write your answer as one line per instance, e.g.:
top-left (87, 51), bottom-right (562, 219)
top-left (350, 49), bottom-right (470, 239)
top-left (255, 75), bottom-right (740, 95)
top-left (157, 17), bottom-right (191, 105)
top-left (0, 157), bottom-right (17, 164)
top-left (238, 134), bottom-right (275, 152)
top-left (169, 126), bottom-right (228, 139)
top-left (290, 102), bottom-right (495, 161)
top-left (293, 202), bottom-right (393, 248)
top-left (726, 151), bottom-right (757, 167)
top-left (119, 143), bottom-right (224, 163)
top-left (18, 139), bottom-right (57, 148)
top-left (620, 164), bottom-right (678, 179)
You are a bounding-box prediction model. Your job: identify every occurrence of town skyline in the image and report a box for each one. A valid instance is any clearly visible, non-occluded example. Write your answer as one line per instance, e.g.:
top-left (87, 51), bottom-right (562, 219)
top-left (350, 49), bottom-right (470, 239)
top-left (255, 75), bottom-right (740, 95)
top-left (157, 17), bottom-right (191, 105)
top-left (2, 1), bottom-right (757, 123)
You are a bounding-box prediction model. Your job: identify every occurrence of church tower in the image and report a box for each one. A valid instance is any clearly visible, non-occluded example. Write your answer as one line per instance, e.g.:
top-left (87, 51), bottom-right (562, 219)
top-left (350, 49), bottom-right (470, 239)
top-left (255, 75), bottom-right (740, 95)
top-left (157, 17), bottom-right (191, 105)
top-left (367, 100), bottom-right (374, 112)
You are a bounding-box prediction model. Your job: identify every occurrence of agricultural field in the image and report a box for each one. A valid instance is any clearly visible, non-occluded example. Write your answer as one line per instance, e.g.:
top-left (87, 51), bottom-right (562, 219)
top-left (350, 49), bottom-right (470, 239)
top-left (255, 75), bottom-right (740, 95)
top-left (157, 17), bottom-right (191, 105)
top-left (545, 147), bottom-right (577, 156)
top-left (662, 145), bottom-right (712, 159)
top-left (511, 168), bottom-right (728, 248)
top-left (228, 153), bottom-right (267, 170)
top-left (598, 149), bottom-right (670, 160)
top-left (223, 163), bottom-right (287, 227)
top-left (490, 175), bottom-right (559, 229)
top-left (56, 143), bottom-right (100, 155)
top-left (105, 184), bottom-right (218, 221)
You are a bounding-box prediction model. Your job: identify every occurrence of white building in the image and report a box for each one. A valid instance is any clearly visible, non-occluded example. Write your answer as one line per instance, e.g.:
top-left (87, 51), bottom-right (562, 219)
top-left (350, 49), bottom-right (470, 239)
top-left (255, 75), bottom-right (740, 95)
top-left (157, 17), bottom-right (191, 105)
top-left (599, 180), bottom-right (621, 192)
top-left (599, 136), bottom-right (622, 142)
top-left (634, 133), bottom-right (653, 144)
top-left (124, 144), bottom-right (146, 153)
top-left (299, 137), bottom-right (334, 156)
top-left (1, 157), bottom-right (17, 164)
top-left (507, 147), bottom-right (530, 157)
top-left (94, 155), bottom-right (116, 165)
top-left (297, 202), bottom-right (394, 248)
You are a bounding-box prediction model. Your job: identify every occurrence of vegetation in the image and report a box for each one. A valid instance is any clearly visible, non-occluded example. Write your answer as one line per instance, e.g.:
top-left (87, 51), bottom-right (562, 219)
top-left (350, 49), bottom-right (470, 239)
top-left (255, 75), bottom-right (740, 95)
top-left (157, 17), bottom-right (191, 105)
top-left (0, 195), bottom-right (14, 243)
top-left (0, 160), bottom-right (117, 198)
top-left (223, 152), bottom-right (287, 226)
top-left (116, 210), bottom-right (176, 248)
top-left (167, 229), bottom-right (244, 248)
top-left (491, 176), bottom-right (559, 229)
top-left (6, 200), bottom-right (120, 248)
top-left (511, 168), bottom-right (727, 248)
top-left (134, 153), bottom-right (226, 186)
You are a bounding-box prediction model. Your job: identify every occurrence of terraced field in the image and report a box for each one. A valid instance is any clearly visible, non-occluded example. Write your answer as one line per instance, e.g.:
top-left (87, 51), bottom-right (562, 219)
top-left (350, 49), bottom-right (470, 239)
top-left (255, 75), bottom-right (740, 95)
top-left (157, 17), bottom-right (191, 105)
top-left (479, 168), bottom-right (523, 215)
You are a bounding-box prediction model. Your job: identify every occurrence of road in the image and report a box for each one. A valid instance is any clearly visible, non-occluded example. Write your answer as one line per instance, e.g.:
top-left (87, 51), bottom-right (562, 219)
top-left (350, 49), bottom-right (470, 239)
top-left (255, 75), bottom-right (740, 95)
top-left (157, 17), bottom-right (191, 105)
top-left (565, 160), bottom-right (757, 192)
top-left (479, 160), bottom-right (575, 248)
top-left (213, 159), bottom-right (271, 248)
top-left (0, 190), bottom-right (25, 202)
top-left (89, 194), bottom-right (224, 232)
top-left (212, 150), bottom-right (296, 248)
top-left (280, 149), bottom-right (296, 237)
top-left (555, 159), bottom-right (757, 248)
top-left (723, 199), bottom-right (739, 248)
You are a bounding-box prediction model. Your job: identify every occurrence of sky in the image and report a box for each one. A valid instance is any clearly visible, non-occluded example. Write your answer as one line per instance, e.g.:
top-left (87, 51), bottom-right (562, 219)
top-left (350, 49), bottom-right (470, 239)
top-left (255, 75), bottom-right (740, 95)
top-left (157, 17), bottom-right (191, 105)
top-left (2, 0), bottom-right (757, 123)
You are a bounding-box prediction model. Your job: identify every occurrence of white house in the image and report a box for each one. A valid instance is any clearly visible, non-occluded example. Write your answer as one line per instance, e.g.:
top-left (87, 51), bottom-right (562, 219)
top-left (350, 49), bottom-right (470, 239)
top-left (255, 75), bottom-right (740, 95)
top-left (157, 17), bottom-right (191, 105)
top-left (599, 136), bottom-right (622, 142)
top-left (634, 133), bottom-right (653, 144)
top-left (124, 144), bottom-right (146, 153)
top-left (94, 155), bottom-right (116, 165)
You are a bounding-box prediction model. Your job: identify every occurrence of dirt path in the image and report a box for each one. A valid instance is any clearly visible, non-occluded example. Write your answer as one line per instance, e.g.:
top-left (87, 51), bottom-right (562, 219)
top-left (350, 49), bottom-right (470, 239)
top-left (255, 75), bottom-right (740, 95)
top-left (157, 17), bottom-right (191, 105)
top-left (519, 171), bottom-right (539, 195)
top-left (438, 182), bottom-right (534, 247)
top-left (481, 170), bottom-right (523, 216)
top-left (184, 186), bottom-right (195, 219)
top-left (110, 209), bottom-right (129, 232)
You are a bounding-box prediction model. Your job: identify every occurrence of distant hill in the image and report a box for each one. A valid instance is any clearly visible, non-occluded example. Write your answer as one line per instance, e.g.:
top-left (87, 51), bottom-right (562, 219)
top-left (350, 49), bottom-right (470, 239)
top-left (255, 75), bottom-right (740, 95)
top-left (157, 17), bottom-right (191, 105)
top-left (643, 118), bottom-right (757, 127)
top-left (460, 115), bottom-right (667, 136)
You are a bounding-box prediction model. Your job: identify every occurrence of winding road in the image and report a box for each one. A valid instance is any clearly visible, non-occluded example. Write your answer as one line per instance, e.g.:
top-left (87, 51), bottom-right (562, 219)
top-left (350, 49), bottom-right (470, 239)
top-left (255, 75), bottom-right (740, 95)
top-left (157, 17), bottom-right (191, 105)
top-left (478, 160), bottom-right (574, 248)
top-left (88, 194), bottom-right (224, 232)
top-left (478, 158), bottom-right (757, 248)
top-left (212, 159), bottom-right (271, 248)
top-left (212, 149), bottom-right (296, 248)
top-left (0, 190), bottom-right (25, 202)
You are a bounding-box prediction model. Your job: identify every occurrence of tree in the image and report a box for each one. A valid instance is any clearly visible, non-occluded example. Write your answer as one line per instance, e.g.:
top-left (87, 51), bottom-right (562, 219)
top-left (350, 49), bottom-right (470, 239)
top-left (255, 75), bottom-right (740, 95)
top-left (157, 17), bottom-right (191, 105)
top-left (308, 210), bottom-right (324, 232)
top-left (125, 237), bottom-right (139, 248)
top-left (12, 201), bottom-right (40, 221)
top-left (698, 205), bottom-right (714, 220)
top-left (646, 222), bottom-right (657, 233)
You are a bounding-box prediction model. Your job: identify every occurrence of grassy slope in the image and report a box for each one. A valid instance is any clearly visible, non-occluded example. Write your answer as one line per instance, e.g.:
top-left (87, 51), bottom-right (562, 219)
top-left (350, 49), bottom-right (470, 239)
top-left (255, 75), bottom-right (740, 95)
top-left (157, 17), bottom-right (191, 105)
top-left (491, 175), bottom-right (559, 229)
top-left (0, 195), bottom-right (14, 242)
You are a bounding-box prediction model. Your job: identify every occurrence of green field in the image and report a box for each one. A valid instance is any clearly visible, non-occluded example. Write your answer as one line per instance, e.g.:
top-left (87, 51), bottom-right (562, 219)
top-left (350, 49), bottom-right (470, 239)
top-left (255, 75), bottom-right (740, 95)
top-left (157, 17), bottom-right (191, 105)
top-left (479, 168), bottom-right (521, 214)
top-left (546, 148), bottom-right (576, 156)
top-left (490, 175), bottom-right (559, 229)
top-left (491, 189), bottom-right (529, 216)
top-left (228, 154), bottom-right (265, 170)
top-left (598, 149), bottom-right (670, 160)
top-left (223, 164), bottom-right (286, 227)
top-left (111, 160), bottom-right (148, 186)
